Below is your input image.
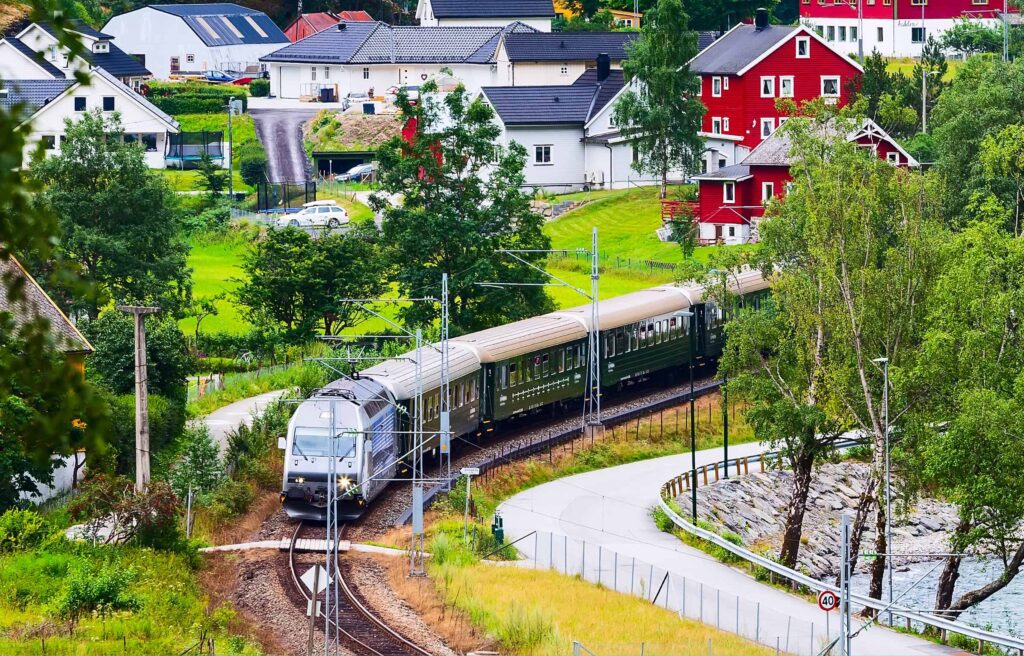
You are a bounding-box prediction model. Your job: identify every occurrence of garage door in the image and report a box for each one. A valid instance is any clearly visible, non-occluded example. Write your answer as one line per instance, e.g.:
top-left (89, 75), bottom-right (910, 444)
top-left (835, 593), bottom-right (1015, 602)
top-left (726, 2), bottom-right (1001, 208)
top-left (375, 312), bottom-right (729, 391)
top-left (277, 65), bottom-right (301, 99)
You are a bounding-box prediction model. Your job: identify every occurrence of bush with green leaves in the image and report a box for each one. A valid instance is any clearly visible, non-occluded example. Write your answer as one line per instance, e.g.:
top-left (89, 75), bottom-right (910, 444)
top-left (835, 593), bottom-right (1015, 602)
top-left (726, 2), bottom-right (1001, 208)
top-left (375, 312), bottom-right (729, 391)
top-left (105, 392), bottom-right (186, 476)
top-left (0, 509), bottom-right (48, 552)
top-left (237, 139), bottom-right (268, 187)
top-left (146, 81), bottom-right (247, 114)
top-left (169, 425), bottom-right (223, 499)
top-left (248, 78), bottom-right (270, 97)
top-left (51, 563), bottom-right (140, 621)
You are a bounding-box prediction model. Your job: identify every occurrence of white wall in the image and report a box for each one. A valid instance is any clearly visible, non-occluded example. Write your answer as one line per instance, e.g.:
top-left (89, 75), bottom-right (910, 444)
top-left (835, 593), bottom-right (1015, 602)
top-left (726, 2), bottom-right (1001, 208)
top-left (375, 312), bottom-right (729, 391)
top-left (504, 124), bottom-right (586, 192)
top-left (103, 7), bottom-right (280, 79)
top-left (438, 17), bottom-right (552, 31)
top-left (18, 453), bottom-right (85, 505)
top-left (698, 221), bottom-right (750, 245)
top-left (800, 16), bottom-right (999, 58)
top-left (0, 40), bottom-right (58, 79)
top-left (270, 61), bottom-right (499, 99)
top-left (25, 72), bottom-right (174, 168)
top-left (512, 61), bottom-right (586, 86)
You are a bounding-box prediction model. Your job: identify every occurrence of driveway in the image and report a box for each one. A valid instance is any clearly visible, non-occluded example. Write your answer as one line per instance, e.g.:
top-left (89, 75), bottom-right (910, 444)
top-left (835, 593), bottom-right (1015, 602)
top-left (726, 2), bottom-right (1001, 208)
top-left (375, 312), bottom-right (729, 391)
top-left (499, 442), bottom-right (960, 656)
top-left (202, 390), bottom-right (287, 455)
top-left (250, 109), bottom-right (318, 183)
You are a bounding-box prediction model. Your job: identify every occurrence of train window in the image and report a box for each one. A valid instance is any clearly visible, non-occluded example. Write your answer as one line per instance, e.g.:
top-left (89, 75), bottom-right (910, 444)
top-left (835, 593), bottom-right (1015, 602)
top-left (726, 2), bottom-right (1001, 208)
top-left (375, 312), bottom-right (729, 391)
top-left (500, 365), bottom-right (508, 390)
top-left (558, 349), bottom-right (566, 373)
top-left (615, 328), bottom-right (626, 354)
top-left (638, 323), bottom-right (646, 348)
top-left (542, 353), bottom-right (550, 376)
top-left (470, 379), bottom-right (477, 401)
top-left (533, 356), bottom-right (541, 380)
top-left (509, 363), bottom-right (517, 387)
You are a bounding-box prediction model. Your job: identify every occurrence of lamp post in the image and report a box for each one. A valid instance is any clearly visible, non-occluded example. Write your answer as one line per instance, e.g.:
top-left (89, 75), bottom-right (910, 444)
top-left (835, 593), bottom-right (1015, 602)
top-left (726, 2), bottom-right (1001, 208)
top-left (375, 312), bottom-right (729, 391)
top-left (921, 70), bottom-right (939, 134)
top-left (675, 309), bottom-right (697, 523)
top-left (872, 356), bottom-right (892, 624)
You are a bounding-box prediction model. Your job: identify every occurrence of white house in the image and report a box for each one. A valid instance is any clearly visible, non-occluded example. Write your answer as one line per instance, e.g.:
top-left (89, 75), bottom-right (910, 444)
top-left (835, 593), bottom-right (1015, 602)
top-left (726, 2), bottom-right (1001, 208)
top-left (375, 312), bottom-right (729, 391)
top-left (415, 0), bottom-right (555, 31)
top-left (1, 67), bottom-right (180, 168)
top-left (493, 31), bottom-right (635, 85)
top-left (260, 21), bottom-right (538, 100)
top-left (481, 60), bottom-right (640, 192)
top-left (8, 20), bottom-right (151, 90)
top-left (101, 3), bottom-right (289, 79)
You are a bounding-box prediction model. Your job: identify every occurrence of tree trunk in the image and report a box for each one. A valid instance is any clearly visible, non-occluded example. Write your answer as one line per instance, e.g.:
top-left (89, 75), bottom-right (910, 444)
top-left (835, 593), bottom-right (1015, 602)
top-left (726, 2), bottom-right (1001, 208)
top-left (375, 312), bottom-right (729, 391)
top-left (660, 168), bottom-right (668, 200)
top-left (934, 519), bottom-right (971, 617)
top-left (943, 541), bottom-right (1024, 620)
top-left (779, 445), bottom-right (815, 569)
top-left (840, 476), bottom-right (877, 586)
top-left (866, 494), bottom-right (888, 617)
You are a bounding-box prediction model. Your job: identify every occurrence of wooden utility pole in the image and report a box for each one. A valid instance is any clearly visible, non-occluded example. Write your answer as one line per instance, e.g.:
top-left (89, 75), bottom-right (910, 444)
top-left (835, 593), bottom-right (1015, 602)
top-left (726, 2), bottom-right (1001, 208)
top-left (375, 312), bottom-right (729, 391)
top-left (117, 305), bottom-right (160, 492)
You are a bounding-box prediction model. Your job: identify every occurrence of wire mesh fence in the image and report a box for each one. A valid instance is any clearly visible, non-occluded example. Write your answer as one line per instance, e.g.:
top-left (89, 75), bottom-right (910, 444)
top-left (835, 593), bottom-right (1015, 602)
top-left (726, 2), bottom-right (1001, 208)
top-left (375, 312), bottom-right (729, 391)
top-left (513, 530), bottom-right (839, 655)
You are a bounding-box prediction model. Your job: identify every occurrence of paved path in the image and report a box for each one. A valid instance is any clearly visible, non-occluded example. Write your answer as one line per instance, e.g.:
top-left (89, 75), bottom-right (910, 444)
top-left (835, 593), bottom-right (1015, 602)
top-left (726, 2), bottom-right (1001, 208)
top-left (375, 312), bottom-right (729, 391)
top-left (250, 108), bottom-right (317, 183)
top-left (499, 442), bottom-right (960, 656)
top-left (202, 390), bottom-right (287, 455)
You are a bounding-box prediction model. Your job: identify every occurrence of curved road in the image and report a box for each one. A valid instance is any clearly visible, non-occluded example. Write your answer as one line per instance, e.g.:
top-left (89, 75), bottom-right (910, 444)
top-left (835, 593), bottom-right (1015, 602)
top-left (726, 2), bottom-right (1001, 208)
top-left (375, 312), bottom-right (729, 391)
top-left (250, 109), bottom-right (317, 183)
top-left (499, 442), bottom-right (960, 656)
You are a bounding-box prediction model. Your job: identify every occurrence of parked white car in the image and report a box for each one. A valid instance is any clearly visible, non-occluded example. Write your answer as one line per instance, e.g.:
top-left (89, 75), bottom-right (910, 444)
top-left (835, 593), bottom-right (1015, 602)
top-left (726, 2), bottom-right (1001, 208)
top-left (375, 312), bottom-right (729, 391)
top-left (276, 200), bottom-right (349, 229)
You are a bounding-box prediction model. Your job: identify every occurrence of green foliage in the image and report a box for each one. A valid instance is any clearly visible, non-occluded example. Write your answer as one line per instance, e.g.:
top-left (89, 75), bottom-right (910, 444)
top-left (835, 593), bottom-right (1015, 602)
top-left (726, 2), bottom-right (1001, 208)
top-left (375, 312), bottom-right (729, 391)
top-left (612, 0), bottom-right (705, 198)
top-left (234, 223), bottom-right (389, 340)
top-left (941, 18), bottom-right (1003, 56)
top-left (196, 152), bottom-right (228, 196)
top-left (203, 478), bottom-right (254, 522)
top-left (168, 425), bottom-right (222, 499)
top-left (237, 139), bottom-right (268, 187)
top-left (248, 78), bottom-right (270, 97)
top-left (904, 132), bottom-right (937, 164)
top-left (0, 510), bottom-right (48, 553)
top-left (495, 603), bottom-right (555, 652)
top-left (605, 0), bottom-right (775, 30)
top-left (69, 474), bottom-right (181, 548)
top-left (51, 562), bottom-right (140, 621)
top-left (979, 123), bottom-right (1024, 234)
top-left (84, 309), bottom-right (193, 404)
top-left (30, 110), bottom-right (190, 318)
top-left (223, 399), bottom-right (291, 487)
top-left (553, 10), bottom-right (614, 31)
top-left (372, 83), bottom-right (554, 333)
top-left (181, 201), bottom-right (231, 234)
top-left (145, 81), bottom-right (247, 114)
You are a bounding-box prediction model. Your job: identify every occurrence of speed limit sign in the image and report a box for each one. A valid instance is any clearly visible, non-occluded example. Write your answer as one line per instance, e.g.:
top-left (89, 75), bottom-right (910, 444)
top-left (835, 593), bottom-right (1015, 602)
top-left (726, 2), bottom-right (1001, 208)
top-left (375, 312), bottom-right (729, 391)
top-left (818, 589), bottom-right (840, 612)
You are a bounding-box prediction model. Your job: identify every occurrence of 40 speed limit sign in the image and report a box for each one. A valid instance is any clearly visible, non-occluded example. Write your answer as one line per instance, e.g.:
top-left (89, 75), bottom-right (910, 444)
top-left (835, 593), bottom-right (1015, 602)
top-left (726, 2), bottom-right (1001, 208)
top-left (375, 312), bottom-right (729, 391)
top-left (817, 589), bottom-right (840, 612)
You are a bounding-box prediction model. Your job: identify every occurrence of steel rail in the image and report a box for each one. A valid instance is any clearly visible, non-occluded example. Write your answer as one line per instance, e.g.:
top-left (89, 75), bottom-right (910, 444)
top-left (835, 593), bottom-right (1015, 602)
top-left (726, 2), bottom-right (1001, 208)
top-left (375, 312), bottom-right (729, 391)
top-left (397, 378), bottom-right (724, 525)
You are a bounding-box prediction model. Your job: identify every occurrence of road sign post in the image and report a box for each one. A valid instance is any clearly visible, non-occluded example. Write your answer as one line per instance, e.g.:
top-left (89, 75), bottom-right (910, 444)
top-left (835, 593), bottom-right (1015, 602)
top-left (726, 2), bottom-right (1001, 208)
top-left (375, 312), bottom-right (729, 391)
top-left (818, 589), bottom-right (839, 612)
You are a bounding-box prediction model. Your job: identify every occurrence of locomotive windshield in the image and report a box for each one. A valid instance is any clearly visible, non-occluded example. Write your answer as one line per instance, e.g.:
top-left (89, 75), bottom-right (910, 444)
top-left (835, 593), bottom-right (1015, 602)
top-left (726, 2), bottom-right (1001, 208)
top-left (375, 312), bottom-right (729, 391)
top-left (292, 428), bottom-right (356, 458)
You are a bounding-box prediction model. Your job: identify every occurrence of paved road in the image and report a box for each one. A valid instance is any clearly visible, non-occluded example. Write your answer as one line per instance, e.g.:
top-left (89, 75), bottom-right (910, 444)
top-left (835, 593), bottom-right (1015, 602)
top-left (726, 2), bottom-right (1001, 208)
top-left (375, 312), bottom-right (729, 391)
top-left (202, 390), bottom-right (287, 455)
top-left (499, 442), bottom-right (960, 656)
top-left (250, 109), bottom-right (317, 183)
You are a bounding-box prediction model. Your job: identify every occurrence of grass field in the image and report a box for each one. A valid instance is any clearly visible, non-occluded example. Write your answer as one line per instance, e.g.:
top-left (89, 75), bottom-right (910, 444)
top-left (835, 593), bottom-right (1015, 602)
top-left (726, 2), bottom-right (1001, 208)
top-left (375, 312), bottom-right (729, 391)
top-left (161, 168), bottom-right (251, 193)
top-left (886, 57), bottom-right (962, 81)
top-left (182, 232), bottom-right (249, 336)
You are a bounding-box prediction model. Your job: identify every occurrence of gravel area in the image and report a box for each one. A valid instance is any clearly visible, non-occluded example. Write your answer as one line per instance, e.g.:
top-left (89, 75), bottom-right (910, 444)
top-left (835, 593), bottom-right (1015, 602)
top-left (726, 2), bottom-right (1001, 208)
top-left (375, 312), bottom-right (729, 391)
top-left (344, 555), bottom-right (457, 656)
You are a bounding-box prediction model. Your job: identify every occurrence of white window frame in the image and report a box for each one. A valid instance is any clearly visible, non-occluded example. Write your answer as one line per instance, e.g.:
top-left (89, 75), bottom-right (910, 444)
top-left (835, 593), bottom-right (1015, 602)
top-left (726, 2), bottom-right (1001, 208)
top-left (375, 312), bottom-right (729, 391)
top-left (363, 67), bottom-right (370, 79)
top-left (820, 76), bottom-right (841, 98)
top-left (779, 116), bottom-right (790, 126)
top-left (911, 27), bottom-right (926, 43)
top-left (723, 182), bottom-right (735, 203)
top-left (761, 117), bottom-right (775, 138)
top-left (711, 117), bottom-right (723, 133)
top-left (186, 53), bottom-right (195, 64)
top-left (851, 26), bottom-right (858, 41)
top-left (762, 181), bottom-right (775, 202)
top-left (73, 96), bottom-right (86, 112)
top-left (826, 25), bottom-right (835, 41)
top-left (697, 78), bottom-right (702, 96)
top-left (712, 76), bottom-right (722, 97)
top-left (779, 75), bottom-right (794, 98)
top-left (102, 96), bottom-right (115, 112)
top-left (838, 25), bottom-right (847, 41)
top-left (324, 66), bottom-right (330, 79)
top-left (886, 151), bottom-right (899, 164)
top-left (723, 117), bottom-right (730, 132)
top-left (723, 77), bottom-right (729, 90)
top-left (535, 144), bottom-right (552, 165)
top-left (760, 76), bottom-right (775, 98)
top-left (796, 35), bottom-right (810, 58)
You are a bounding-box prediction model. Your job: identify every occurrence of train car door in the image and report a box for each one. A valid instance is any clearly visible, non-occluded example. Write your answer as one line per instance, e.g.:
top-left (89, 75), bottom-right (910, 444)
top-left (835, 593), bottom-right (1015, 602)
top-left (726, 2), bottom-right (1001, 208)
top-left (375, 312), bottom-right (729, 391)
top-left (695, 304), bottom-right (708, 356)
top-left (481, 365), bottom-right (493, 421)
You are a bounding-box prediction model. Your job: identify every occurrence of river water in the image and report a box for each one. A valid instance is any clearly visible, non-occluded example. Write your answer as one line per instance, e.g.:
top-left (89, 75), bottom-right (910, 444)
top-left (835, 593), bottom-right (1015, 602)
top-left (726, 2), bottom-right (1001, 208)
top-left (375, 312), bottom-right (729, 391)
top-left (851, 558), bottom-right (1024, 638)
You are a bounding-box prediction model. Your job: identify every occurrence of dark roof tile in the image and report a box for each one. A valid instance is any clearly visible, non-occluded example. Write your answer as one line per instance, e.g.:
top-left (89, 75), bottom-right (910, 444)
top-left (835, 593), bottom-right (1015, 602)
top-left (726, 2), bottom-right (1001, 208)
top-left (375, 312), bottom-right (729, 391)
top-left (688, 24), bottom-right (797, 75)
top-left (37, 19), bottom-right (112, 40)
top-left (3, 37), bottom-right (65, 78)
top-left (502, 31), bottom-right (636, 61)
top-left (483, 70), bottom-right (623, 125)
top-left (430, 0), bottom-right (555, 18)
top-left (0, 79), bottom-right (73, 117)
top-left (81, 42), bottom-right (150, 77)
top-left (0, 257), bottom-right (92, 354)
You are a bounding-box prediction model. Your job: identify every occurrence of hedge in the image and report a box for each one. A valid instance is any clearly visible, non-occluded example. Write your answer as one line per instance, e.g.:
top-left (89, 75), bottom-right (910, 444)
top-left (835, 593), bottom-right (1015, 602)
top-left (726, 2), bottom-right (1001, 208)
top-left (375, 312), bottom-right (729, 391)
top-left (249, 79), bottom-right (270, 97)
top-left (146, 81), bottom-right (248, 115)
top-left (237, 139), bottom-right (268, 186)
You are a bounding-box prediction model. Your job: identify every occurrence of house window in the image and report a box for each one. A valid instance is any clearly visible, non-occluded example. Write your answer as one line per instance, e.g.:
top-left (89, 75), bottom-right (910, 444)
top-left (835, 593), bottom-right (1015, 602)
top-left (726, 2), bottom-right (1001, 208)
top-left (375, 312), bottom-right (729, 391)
top-left (363, 67), bottom-right (370, 79)
top-left (884, 0), bottom-right (891, 5)
top-left (102, 96), bottom-right (115, 112)
top-left (910, 0), bottom-right (926, 4)
top-left (186, 53), bottom-right (195, 64)
top-left (780, 76), bottom-right (794, 98)
top-left (796, 36), bottom-right (810, 58)
top-left (535, 145), bottom-right (552, 164)
top-left (911, 27), bottom-right (926, 43)
top-left (311, 66), bottom-right (317, 81)
top-left (821, 76), bottom-right (840, 97)
top-left (141, 134), bottom-right (157, 152)
top-left (324, 66), bottom-right (330, 79)
top-left (711, 117), bottom-right (722, 133)
top-left (728, 226), bottom-right (736, 237)
top-left (712, 76), bottom-right (722, 97)
top-left (723, 182), bottom-right (735, 203)
top-left (42, 135), bottom-right (56, 150)
top-left (762, 181), bottom-right (775, 201)
top-left (886, 151), bottom-right (899, 164)
top-left (560, 65), bottom-right (568, 75)
top-left (723, 117), bottom-right (730, 131)
top-left (73, 97), bottom-right (86, 112)
top-left (723, 77), bottom-right (729, 90)
top-left (839, 26), bottom-right (847, 41)
top-left (760, 76), bottom-right (775, 98)
top-left (877, 26), bottom-right (884, 41)
top-left (826, 25), bottom-right (835, 41)
top-left (761, 117), bottom-right (775, 137)
top-left (718, 157), bottom-right (727, 169)
top-left (697, 78), bottom-right (702, 96)
top-left (779, 116), bottom-right (789, 126)
top-left (851, 26), bottom-right (858, 41)
top-left (972, 0), bottom-right (988, 4)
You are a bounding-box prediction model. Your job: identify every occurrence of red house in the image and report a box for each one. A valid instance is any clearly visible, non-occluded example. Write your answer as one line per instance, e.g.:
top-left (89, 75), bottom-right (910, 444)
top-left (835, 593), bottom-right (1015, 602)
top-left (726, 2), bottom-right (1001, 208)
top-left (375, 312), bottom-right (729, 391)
top-left (691, 118), bottom-right (918, 245)
top-left (283, 11), bottom-right (374, 42)
top-left (689, 9), bottom-right (862, 173)
top-left (800, 0), bottom-right (1015, 58)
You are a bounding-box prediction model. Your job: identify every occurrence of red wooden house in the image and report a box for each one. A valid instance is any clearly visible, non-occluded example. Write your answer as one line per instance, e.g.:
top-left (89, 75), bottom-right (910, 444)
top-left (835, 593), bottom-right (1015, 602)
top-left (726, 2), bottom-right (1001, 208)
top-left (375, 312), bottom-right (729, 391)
top-left (689, 9), bottom-right (862, 173)
top-left (690, 118), bottom-right (918, 245)
top-left (283, 11), bottom-right (374, 42)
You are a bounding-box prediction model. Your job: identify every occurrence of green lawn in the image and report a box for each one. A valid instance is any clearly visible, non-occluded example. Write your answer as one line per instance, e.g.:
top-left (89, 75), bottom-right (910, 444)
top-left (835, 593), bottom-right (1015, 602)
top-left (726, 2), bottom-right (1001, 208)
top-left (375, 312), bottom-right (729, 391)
top-left (161, 168), bottom-right (251, 193)
top-left (182, 233), bottom-right (249, 336)
top-left (886, 57), bottom-right (962, 81)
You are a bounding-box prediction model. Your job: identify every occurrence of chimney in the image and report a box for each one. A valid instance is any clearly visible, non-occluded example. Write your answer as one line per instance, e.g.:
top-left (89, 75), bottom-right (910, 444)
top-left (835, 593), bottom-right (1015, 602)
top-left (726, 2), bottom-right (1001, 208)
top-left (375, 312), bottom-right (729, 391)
top-left (596, 52), bottom-right (610, 81)
top-left (337, 22), bottom-right (346, 30)
top-left (754, 7), bottom-right (768, 30)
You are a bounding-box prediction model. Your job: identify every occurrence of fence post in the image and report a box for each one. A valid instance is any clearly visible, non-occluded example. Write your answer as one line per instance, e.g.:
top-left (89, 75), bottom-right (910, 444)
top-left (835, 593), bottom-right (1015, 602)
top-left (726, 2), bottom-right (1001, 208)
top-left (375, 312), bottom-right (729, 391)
top-left (713, 462), bottom-right (719, 482)
top-left (631, 557), bottom-right (636, 595)
top-left (760, 458), bottom-right (765, 473)
top-left (717, 588), bottom-right (720, 628)
top-left (700, 582), bottom-right (704, 621)
top-left (582, 540), bottom-right (586, 578)
top-left (534, 532), bottom-right (539, 569)
top-left (703, 467), bottom-right (709, 486)
top-left (598, 546), bottom-right (602, 586)
top-left (785, 617), bottom-right (790, 653)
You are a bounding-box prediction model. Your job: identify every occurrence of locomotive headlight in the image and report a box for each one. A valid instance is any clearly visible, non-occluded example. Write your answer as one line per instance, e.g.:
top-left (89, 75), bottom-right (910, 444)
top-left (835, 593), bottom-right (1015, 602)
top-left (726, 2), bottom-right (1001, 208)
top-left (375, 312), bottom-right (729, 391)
top-left (295, 476), bottom-right (305, 484)
top-left (338, 476), bottom-right (352, 490)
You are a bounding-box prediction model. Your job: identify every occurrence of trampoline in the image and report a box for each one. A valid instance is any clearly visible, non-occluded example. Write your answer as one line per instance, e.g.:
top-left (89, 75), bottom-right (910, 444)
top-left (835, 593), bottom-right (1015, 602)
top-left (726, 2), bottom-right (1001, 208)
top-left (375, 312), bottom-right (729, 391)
top-left (165, 131), bottom-right (225, 169)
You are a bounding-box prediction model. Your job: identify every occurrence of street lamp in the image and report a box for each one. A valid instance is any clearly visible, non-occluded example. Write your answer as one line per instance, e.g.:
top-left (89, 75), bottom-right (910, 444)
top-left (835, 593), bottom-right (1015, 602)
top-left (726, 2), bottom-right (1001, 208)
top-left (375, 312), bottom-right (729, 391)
top-left (675, 309), bottom-right (697, 523)
top-left (872, 355), bottom-right (892, 625)
top-left (921, 70), bottom-right (940, 134)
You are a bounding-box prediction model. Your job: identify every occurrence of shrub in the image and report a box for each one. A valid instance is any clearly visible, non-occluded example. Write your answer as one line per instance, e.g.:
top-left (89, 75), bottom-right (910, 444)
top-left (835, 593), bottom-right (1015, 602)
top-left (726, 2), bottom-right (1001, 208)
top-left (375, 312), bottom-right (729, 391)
top-left (146, 81), bottom-right (247, 114)
top-left (169, 425), bottom-right (223, 499)
top-left (68, 474), bottom-right (180, 547)
top-left (497, 602), bottom-right (554, 652)
top-left (182, 202), bottom-right (231, 233)
top-left (105, 392), bottom-right (186, 475)
top-left (249, 78), bottom-right (269, 97)
top-left (237, 139), bottom-right (268, 187)
top-left (52, 563), bottom-right (140, 621)
top-left (0, 509), bottom-right (48, 552)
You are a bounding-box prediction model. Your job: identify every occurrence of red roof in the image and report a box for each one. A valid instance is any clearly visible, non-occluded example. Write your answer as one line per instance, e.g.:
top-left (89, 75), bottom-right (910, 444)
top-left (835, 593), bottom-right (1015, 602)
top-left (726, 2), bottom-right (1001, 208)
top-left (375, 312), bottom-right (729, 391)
top-left (283, 11), bottom-right (374, 42)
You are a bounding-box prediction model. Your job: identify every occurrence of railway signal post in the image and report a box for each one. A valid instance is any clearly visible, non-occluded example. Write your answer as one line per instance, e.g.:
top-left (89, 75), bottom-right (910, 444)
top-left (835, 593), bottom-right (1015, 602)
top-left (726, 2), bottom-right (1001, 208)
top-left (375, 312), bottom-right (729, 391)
top-left (674, 309), bottom-right (698, 523)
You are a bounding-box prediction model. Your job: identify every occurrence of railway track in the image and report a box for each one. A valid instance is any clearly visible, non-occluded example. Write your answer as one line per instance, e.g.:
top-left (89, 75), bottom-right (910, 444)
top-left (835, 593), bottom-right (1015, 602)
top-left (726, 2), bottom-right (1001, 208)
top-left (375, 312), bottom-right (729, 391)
top-left (286, 522), bottom-right (431, 656)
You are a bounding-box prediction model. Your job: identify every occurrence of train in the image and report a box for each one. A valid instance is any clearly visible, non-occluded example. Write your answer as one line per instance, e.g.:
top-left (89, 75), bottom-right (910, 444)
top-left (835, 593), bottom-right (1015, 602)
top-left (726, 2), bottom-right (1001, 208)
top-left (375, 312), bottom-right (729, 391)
top-left (279, 270), bottom-right (771, 521)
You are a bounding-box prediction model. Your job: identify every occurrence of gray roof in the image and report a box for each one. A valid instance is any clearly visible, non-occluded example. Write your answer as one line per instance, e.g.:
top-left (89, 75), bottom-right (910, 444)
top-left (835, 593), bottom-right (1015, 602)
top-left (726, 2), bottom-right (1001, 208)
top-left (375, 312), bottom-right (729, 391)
top-left (483, 69), bottom-right (624, 125)
top-left (697, 30), bottom-right (721, 52)
top-left (688, 24), bottom-right (798, 75)
top-left (692, 163), bottom-right (751, 180)
top-left (37, 19), bottom-right (112, 40)
top-left (82, 42), bottom-right (150, 78)
top-left (0, 257), bottom-right (92, 354)
top-left (740, 118), bottom-right (917, 167)
top-left (429, 0), bottom-right (555, 18)
top-left (502, 31), bottom-right (636, 61)
top-left (0, 79), bottom-right (73, 117)
top-left (90, 66), bottom-right (178, 129)
top-left (262, 21), bottom-right (537, 64)
top-left (3, 37), bottom-right (65, 78)
top-left (146, 4), bottom-right (288, 47)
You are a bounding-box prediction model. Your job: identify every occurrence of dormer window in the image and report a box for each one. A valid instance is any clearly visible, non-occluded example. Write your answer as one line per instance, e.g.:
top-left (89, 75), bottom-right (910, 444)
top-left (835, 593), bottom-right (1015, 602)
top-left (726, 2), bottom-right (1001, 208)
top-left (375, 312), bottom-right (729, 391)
top-left (796, 36), bottom-right (810, 58)
top-left (92, 41), bottom-right (110, 53)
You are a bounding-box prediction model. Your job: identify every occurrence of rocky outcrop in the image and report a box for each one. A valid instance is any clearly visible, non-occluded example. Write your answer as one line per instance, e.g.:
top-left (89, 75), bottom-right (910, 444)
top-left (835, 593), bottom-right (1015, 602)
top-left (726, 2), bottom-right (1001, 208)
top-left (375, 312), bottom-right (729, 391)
top-left (676, 461), bottom-right (958, 579)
